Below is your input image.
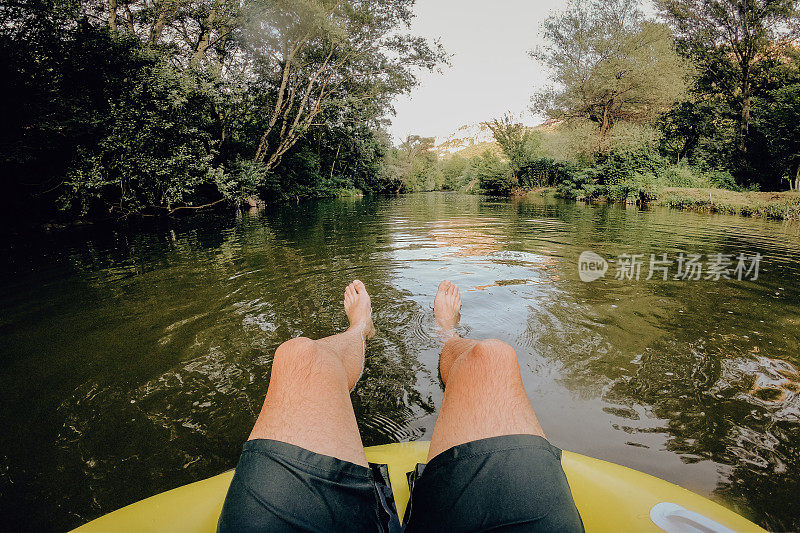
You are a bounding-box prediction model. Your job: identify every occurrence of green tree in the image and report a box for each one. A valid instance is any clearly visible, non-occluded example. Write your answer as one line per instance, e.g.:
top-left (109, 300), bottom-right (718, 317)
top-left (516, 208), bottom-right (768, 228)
top-left (657, 98), bottom-right (730, 165)
top-left (470, 150), bottom-right (512, 195)
top-left (531, 0), bottom-right (688, 147)
top-left (0, 0), bottom-right (449, 225)
top-left (1, 4), bottom-right (226, 219)
top-left (395, 135), bottom-right (436, 191)
top-left (379, 147), bottom-right (406, 193)
top-left (241, 0), bottom-right (447, 171)
top-left (440, 154), bottom-right (469, 190)
top-left (656, 0), bottom-right (800, 159)
top-left (754, 83), bottom-right (800, 190)
top-left (484, 114), bottom-right (542, 185)
top-left (61, 46), bottom-right (222, 215)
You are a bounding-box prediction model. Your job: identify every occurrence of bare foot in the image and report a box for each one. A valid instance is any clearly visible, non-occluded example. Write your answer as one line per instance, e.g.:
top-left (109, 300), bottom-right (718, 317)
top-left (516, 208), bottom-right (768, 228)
top-left (434, 280), bottom-right (461, 342)
top-left (344, 280), bottom-right (376, 340)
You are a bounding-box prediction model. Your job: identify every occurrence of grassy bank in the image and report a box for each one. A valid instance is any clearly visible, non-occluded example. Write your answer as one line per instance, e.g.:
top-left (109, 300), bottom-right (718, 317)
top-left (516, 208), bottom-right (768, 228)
top-left (523, 187), bottom-right (800, 221)
top-left (657, 188), bottom-right (800, 220)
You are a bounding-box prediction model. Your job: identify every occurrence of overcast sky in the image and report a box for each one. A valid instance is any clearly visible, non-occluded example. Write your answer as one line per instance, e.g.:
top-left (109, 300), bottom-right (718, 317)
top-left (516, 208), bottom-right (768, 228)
top-left (387, 0), bottom-right (568, 142)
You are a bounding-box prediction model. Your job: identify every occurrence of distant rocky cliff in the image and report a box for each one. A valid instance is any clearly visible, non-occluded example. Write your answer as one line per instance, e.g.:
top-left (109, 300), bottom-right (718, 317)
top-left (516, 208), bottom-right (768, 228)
top-left (432, 123), bottom-right (496, 157)
top-left (432, 119), bottom-right (558, 158)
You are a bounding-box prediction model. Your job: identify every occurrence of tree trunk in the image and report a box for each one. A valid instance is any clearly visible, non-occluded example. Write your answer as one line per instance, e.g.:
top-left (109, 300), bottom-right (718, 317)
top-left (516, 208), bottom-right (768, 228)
top-left (124, 3), bottom-right (135, 33)
top-left (598, 101), bottom-right (613, 153)
top-left (740, 94), bottom-right (750, 152)
top-left (738, 70), bottom-right (751, 156)
top-left (681, 135), bottom-right (697, 164)
top-left (599, 104), bottom-right (611, 138)
top-left (193, 29), bottom-right (212, 64)
top-left (794, 163), bottom-right (800, 191)
top-left (108, 0), bottom-right (118, 32)
top-left (150, 15), bottom-right (167, 45)
top-left (253, 44), bottom-right (295, 165)
top-left (219, 111), bottom-right (227, 143)
top-left (330, 143), bottom-right (341, 180)
top-left (192, 4), bottom-right (218, 65)
top-left (149, 2), bottom-right (172, 46)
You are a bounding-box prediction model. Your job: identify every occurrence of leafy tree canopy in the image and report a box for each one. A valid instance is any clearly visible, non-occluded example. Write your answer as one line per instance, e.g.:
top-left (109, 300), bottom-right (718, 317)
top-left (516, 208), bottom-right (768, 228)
top-left (531, 0), bottom-right (688, 142)
top-left (655, 0), bottom-right (800, 156)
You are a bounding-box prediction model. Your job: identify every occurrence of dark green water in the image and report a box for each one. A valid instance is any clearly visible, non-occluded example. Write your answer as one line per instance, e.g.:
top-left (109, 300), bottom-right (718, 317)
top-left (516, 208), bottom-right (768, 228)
top-left (1, 193), bottom-right (799, 531)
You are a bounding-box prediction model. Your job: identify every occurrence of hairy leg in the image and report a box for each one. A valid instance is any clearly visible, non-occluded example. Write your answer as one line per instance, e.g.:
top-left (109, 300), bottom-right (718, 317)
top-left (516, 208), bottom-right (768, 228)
top-left (248, 280), bottom-right (375, 467)
top-left (428, 280), bottom-right (545, 460)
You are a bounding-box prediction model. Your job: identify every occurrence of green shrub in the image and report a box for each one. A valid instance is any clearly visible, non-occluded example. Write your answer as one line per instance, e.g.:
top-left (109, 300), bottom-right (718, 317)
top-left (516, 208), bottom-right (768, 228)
top-left (60, 45), bottom-right (222, 215)
top-left (706, 170), bottom-right (741, 191)
top-left (556, 168), bottom-right (598, 199)
top-left (440, 155), bottom-right (470, 190)
top-left (518, 158), bottom-right (579, 188)
top-left (713, 203), bottom-right (741, 215)
top-left (597, 146), bottom-right (667, 185)
top-left (335, 188), bottom-right (364, 198)
top-left (606, 174), bottom-right (655, 203)
top-left (216, 159), bottom-right (268, 202)
top-left (764, 202), bottom-right (788, 219)
top-left (660, 165), bottom-right (711, 188)
top-left (471, 151), bottom-right (512, 194)
top-left (581, 182), bottom-right (607, 200)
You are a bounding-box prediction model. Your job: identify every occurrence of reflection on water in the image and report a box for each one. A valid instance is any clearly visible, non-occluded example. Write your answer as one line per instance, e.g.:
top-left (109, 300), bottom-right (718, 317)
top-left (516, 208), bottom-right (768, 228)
top-left (1, 193), bottom-right (799, 531)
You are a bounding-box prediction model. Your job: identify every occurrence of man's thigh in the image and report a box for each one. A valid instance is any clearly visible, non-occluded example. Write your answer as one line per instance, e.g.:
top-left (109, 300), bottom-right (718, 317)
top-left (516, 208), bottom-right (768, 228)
top-left (405, 435), bottom-right (584, 532)
top-left (218, 439), bottom-right (383, 532)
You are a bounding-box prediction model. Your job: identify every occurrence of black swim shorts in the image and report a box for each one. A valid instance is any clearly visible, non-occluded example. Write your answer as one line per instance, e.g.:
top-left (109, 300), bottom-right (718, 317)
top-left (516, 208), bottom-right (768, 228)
top-left (217, 434), bottom-right (584, 532)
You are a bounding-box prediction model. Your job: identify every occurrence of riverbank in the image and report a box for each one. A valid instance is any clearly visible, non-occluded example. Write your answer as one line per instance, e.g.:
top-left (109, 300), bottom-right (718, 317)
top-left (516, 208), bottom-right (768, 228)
top-left (657, 188), bottom-right (800, 220)
top-left (530, 187), bottom-right (800, 221)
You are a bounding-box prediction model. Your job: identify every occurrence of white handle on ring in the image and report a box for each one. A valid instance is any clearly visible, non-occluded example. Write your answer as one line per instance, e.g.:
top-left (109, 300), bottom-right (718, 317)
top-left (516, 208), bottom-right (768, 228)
top-left (650, 502), bottom-right (738, 533)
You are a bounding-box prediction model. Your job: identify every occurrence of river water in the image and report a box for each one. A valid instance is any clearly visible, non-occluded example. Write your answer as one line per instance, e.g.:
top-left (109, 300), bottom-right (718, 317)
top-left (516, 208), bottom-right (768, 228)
top-left (1, 193), bottom-right (799, 531)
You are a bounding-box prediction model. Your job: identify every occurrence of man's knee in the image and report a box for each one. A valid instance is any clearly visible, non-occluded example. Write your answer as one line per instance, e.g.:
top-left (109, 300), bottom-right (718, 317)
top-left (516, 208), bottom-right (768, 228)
top-left (273, 337), bottom-right (323, 372)
top-left (467, 339), bottom-right (519, 369)
top-left (472, 338), bottom-right (516, 358)
top-left (272, 336), bottom-right (347, 382)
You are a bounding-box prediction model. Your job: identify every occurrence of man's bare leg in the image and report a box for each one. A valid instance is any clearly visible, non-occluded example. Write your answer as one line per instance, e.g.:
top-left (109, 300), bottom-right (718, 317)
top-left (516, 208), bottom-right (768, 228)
top-left (428, 280), bottom-right (545, 460)
top-left (248, 280), bottom-right (375, 467)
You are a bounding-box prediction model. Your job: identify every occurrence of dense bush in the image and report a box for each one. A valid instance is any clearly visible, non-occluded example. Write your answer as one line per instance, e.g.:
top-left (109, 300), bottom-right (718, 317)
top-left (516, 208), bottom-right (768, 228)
top-left (518, 158), bottom-right (578, 188)
top-left (59, 36), bottom-right (222, 215)
top-left (550, 142), bottom-right (755, 204)
top-left (659, 165), bottom-right (711, 188)
top-left (556, 168), bottom-right (599, 199)
top-left (440, 155), bottom-right (470, 190)
top-left (265, 125), bottom-right (388, 200)
top-left (553, 146), bottom-right (666, 203)
top-left (2, 21), bottom-right (223, 220)
top-left (473, 152), bottom-right (512, 194)
top-left (217, 160), bottom-right (269, 202)
top-left (405, 150), bottom-right (512, 195)
top-left (706, 170), bottom-right (748, 191)
top-left (595, 146), bottom-right (667, 185)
